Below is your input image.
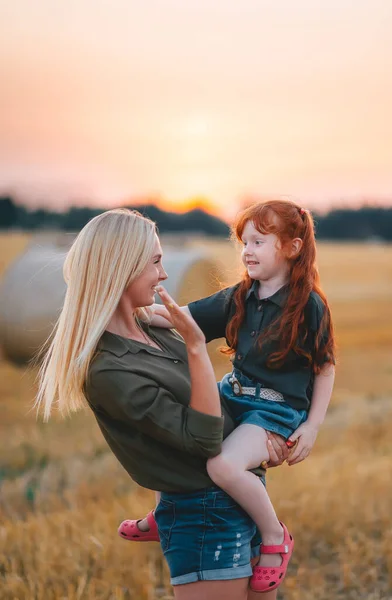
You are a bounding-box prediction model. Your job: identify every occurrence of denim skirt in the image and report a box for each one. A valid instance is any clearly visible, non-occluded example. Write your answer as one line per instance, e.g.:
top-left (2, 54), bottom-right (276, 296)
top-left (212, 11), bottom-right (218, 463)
top-left (219, 370), bottom-right (308, 439)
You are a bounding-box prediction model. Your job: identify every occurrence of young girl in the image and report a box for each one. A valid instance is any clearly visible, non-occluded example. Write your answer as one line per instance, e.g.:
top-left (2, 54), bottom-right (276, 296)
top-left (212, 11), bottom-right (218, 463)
top-left (118, 199), bottom-right (336, 593)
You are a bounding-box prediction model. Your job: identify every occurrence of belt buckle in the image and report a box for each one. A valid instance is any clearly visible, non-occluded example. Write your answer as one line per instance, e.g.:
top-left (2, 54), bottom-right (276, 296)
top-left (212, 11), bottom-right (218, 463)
top-left (230, 376), bottom-right (243, 396)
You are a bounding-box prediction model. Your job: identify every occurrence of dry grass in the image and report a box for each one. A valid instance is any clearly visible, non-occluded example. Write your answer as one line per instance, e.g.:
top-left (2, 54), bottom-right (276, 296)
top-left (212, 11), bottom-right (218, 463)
top-left (0, 232), bottom-right (31, 278)
top-left (1, 234), bottom-right (392, 599)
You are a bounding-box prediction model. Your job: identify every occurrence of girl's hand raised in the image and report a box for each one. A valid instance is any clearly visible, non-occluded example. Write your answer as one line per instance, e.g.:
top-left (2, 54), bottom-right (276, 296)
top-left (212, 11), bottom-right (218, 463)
top-left (156, 286), bottom-right (205, 350)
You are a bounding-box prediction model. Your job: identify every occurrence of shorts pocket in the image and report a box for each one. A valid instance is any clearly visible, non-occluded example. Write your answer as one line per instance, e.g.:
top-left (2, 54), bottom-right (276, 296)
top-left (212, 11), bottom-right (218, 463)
top-left (207, 491), bottom-right (248, 532)
top-left (211, 490), bottom-right (238, 509)
top-left (154, 498), bottom-right (176, 552)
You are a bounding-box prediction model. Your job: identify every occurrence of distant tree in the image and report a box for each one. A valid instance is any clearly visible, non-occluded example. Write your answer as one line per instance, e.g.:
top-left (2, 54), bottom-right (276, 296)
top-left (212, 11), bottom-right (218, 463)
top-left (315, 207), bottom-right (392, 241)
top-left (30, 209), bottom-right (61, 229)
top-left (61, 207), bottom-right (103, 231)
top-left (129, 204), bottom-right (182, 232)
top-left (0, 196), bottom-right (18, 229)
top-left (0, 194), bottom-right (391, 240)
top-left (182, 209), bottom-right (229, 236)
top-left (129, 204), bottom-right (229, 236)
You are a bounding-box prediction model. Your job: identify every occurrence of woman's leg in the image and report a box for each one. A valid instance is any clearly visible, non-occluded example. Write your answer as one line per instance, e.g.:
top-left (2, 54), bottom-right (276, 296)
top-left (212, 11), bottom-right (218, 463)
top-left (206, 423), bottom-right (284, 567)
top-left (172, 575), bottom-right (279, 600)
top-left (248, 590), bottom-right (277, 600)
top-left (173, 578), bottom-right (249, 600)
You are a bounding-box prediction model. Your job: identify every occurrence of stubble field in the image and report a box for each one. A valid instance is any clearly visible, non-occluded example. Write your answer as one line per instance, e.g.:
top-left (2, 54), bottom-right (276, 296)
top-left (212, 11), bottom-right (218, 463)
top-left (0, 232), bottom-right (392, 599)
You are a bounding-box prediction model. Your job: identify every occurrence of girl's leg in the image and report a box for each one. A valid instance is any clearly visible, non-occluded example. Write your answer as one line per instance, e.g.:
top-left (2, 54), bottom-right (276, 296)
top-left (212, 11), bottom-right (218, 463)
top-left (206, 423), bottom-right (284, 568)
top-left (135, 491), bottom-right (161, 532)
top-left (173, 578), bottom-right (249, 600)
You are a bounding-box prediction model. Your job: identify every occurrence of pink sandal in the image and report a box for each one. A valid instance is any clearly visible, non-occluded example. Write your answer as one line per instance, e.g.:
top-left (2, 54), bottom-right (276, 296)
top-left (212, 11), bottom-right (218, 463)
top-left (118, 510), bottom-right (159, 542)
top-left (250, 522), bottom-right (294, 593)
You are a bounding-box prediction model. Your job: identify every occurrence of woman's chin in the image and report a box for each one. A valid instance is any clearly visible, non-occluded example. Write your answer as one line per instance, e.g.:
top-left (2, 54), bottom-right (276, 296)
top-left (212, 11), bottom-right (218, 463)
top-left (147, 293), bottom-right (156, 306)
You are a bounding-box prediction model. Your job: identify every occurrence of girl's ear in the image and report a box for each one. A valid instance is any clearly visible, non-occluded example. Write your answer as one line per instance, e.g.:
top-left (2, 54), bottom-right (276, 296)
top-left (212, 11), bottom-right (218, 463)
top-left (289, 237), bottom-right (303, 258)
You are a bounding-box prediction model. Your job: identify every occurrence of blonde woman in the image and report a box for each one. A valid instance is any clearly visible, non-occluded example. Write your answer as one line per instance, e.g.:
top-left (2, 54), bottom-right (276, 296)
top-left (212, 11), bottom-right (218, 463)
top-left (35, 209), bottom-right (287, 600)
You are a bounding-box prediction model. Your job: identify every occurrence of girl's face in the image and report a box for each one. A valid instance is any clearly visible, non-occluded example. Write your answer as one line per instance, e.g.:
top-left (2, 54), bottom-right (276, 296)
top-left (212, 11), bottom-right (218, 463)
top-left (241, 220), bottom-right (290, 282)
top-left (125, 233), bottom-right (168, 308)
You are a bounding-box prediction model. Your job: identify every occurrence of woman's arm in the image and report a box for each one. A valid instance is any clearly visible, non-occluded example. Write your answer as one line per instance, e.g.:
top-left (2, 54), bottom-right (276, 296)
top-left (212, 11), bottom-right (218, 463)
top-left (157, 287), bottom-right (221, 418)
top-left (89, 288), bottom-right (224, 458)
top-left (89, 368), bottom-right (224, 459)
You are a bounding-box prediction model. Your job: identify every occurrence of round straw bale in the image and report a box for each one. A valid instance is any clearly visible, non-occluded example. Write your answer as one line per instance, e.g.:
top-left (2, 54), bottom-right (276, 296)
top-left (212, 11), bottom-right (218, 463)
top-left (0, 245), bottom-right (223, 363)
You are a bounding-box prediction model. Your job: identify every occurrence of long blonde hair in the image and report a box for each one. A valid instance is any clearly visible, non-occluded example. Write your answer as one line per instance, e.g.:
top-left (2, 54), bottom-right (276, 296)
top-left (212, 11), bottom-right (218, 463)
top-left (35, 208), bottom-right (157, 421)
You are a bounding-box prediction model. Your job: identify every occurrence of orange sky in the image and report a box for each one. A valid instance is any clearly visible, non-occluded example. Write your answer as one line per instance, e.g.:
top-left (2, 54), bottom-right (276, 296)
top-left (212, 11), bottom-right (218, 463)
top-left (1, 1), bottom-right (392, 220)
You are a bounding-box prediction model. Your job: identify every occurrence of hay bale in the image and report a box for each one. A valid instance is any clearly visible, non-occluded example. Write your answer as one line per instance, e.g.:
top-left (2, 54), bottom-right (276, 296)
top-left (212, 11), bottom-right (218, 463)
top-left (0, 244), bottom-right (68, 363)
top-left (0, 243), bottom-right (223, 364)
top-left (156, 250), bottom-right (222, 305)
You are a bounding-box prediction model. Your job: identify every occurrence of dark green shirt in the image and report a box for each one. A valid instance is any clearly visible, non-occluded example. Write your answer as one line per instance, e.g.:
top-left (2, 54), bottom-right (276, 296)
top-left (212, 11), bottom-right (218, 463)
top-left (188, 281), bottom-right (330, 411)
top-left (85, 327), bottom-right (264, 493)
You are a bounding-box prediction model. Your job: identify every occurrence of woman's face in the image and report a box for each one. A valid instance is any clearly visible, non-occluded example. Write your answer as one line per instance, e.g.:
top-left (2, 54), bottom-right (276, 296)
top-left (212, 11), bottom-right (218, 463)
top-left (125, 233), bottom-right (168, 308)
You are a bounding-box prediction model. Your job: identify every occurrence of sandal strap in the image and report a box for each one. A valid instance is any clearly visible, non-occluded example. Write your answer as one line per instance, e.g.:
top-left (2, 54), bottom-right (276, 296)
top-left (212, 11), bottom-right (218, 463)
top-left (146, 510), bottom-right (157, 531)
top-left (260, 543), bottom-right (290, 554)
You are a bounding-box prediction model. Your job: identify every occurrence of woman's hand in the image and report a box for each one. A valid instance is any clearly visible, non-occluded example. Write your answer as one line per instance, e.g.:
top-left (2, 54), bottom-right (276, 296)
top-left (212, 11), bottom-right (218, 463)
top-left (262, 432), bottom-right (290, 468)
top-left (156, 287), bottom-right (205, 349)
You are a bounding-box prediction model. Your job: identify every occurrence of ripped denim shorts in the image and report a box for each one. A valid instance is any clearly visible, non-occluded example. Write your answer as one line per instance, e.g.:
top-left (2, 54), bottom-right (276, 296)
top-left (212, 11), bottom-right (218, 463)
top-left (154, 484), bottom-right (263, 585)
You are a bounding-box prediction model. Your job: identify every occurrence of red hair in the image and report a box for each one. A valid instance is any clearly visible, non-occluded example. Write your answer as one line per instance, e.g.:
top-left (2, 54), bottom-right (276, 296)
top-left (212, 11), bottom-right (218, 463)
top-left (223, 199), bottom-right (336, 373)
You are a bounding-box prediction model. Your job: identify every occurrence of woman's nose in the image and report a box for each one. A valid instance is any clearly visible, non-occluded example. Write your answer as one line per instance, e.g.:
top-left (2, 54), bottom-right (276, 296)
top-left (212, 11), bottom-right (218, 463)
top-left (159, 268), bottom-right (168, 281)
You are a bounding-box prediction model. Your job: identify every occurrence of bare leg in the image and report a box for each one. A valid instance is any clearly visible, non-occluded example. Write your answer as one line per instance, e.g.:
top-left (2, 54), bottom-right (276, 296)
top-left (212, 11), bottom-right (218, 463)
top-left (207, 424), bottom-right (284, 568)
top-left (248, 589), bottom-right (278, 600)
top-left (173, 569), bottom-right (279, 600)
top-left (174, 578), bottom-right (249, 600)
top-left (137, 491), bottom-right (161, 532)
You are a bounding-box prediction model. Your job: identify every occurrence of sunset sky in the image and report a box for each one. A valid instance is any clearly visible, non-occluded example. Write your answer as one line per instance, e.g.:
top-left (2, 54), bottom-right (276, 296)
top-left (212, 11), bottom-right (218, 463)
top-left (1, 0), bottom-right (392, 220)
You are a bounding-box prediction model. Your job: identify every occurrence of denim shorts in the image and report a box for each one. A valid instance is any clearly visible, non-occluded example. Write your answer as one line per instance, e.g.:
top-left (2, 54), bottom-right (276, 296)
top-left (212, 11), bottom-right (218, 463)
top-left (219, 370), bottom-right (308, 439)
top-left (154, 485), bottom-right (263, 585)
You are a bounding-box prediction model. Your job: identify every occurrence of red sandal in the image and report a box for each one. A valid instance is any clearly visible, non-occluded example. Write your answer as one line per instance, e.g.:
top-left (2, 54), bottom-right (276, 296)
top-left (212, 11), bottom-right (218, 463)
top-left (250, 522), bottom-right (294, 593)
top-left (118, 510), bottom-right (159, 542)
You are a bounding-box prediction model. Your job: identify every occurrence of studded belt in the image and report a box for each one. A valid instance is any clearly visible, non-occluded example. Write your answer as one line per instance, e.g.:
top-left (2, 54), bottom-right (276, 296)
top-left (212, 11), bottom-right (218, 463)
top-left (228, 374), bottom-right (285, 402)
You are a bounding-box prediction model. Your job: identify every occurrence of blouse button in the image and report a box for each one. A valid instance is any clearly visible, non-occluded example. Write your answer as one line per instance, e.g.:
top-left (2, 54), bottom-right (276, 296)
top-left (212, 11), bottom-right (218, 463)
top-left (237, 354), bottom-right (242, 360)
top-left (257, 305), bottom-right (263, 312)
top-left (250, 331), bottom-right (256, 337)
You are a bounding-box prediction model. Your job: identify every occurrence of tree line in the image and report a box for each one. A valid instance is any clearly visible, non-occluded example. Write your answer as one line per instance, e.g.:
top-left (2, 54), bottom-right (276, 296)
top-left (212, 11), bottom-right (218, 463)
top-left (0, 196), bottom-right (391, 241)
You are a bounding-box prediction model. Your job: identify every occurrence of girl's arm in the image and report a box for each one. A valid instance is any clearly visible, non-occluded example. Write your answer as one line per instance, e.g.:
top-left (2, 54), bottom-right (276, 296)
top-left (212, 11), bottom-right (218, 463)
top-left (286, 362), bottom-right (335, 466)
top-left (150, 303), bottom-right (191, 328)
top-left (307, 363), bottom-right (335, 428)
top-left (152, 285), bottom-right (237, 338)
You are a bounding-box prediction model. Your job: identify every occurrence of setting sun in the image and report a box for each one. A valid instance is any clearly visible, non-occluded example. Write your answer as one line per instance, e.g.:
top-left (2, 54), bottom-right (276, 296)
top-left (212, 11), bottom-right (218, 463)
top-left (0, 1), bottom-right (391, 219)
